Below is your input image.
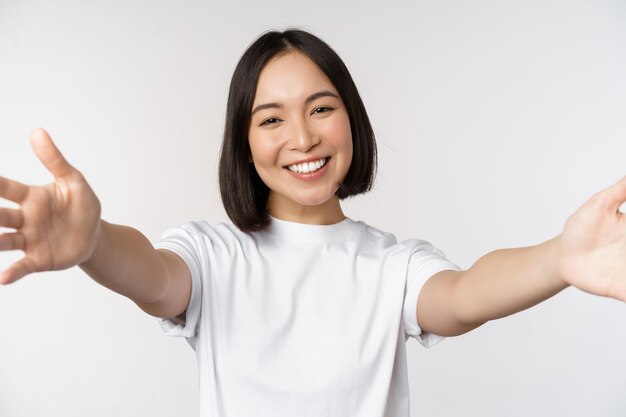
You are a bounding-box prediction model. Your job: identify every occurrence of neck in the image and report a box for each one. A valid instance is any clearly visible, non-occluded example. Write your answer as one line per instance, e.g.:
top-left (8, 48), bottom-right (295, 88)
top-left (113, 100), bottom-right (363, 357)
top-left (267, 194), bottom-right (346, 225)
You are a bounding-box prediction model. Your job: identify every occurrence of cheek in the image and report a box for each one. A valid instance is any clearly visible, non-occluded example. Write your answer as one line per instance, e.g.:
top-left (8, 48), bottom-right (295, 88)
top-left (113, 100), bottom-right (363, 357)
top-left (343, 123), bottom-right (353, 155)
top-left (248, 133), bottom-right (274, 165)
top-left (334, 118), bottom-right (353, 163)
top-left (323, 114), bottom-right (352, 149)
top-left (339, 119), bottom-right (354, 173)
top-left (248, 135), bottom-right (287, 186)
top-left (248, 139), bottom-right (259, 163)
top-left (248, 140), bottom-right (275, 187)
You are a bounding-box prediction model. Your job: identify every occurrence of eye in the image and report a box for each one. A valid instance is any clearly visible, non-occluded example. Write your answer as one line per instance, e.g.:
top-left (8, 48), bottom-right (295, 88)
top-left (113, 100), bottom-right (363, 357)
top-left (311, 106), bottom-right (334, 115)
top-left (260, 117), bottom-right (281, 126)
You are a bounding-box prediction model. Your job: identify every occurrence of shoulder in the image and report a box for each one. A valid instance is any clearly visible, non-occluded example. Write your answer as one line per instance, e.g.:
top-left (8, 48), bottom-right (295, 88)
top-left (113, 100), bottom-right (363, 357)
top-left (354, 220), bottom-right (455, 263)
top-left (162, 220), bottom-right (247, 238)
top-left (356, 220), bottom-right (434, 252)
top-left (355, 220), bottom-right (398, 246)
top-left (157, 220), bottom-right (257, 254)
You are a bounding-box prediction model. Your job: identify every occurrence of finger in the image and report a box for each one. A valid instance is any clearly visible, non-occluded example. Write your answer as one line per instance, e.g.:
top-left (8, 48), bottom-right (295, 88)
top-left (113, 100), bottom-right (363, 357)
top-left (0, 232), bottom-right (25, 251)
top-left (30, 128), bottom-right (77, 179)
top-left (0, 256), bottom-right (37, 285)
top-left (0, 207), bottom-right (24, 229)
top-left (0, 176), bottom-right (29, 203)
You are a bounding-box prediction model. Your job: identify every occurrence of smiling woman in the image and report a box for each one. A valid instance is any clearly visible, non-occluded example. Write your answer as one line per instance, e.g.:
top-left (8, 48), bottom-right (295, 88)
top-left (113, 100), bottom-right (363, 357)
top-left (1, 25), bottom-right (626, 417)
top-left (248, 52), bottom-right (353, 224)
top-left (218, 29), bottom-right (377, 232)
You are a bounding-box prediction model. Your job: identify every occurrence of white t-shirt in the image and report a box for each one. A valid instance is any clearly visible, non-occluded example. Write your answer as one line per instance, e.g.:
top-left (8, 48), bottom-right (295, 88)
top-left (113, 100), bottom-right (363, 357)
top-left (155, 217), bottom-right (459, 417)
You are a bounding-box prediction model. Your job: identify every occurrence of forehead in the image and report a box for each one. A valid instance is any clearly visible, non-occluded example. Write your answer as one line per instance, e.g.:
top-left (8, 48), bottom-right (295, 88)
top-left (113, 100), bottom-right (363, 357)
top-left (253, 51), bottom-right (337, 104)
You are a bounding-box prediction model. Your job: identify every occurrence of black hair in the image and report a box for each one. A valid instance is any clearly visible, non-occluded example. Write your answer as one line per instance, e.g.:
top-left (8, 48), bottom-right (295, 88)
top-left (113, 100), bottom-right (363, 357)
top-left (218, 29), bottom-right (377, 232)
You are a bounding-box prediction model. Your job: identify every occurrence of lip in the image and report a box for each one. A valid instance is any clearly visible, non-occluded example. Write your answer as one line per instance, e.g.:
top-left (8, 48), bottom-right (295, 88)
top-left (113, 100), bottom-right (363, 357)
top-left (284, 157), bottom-right (331, 180)
top-left (282, 156), bottom-right (330, 168)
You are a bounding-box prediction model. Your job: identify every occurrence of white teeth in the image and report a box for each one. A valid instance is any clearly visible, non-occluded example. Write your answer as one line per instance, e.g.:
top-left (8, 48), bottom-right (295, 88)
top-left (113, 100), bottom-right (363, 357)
top-left (287, 158), bottom-right (327, 174)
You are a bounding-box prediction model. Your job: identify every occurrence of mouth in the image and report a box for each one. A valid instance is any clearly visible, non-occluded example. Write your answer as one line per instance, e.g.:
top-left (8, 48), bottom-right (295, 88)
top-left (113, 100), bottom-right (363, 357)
top-left (284, 157), bottom-right (330, 175)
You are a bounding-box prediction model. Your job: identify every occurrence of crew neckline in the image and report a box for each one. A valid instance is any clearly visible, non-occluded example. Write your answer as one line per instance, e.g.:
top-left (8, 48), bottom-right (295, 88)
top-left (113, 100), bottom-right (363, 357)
top-left (265, 215), bottom-right (362, 243)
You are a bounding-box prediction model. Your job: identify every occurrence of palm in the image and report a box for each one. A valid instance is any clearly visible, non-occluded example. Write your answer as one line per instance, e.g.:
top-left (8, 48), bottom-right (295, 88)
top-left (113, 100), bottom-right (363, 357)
top-left (559, 177), bottom-right (626, 302)
top-left (0, 129), bottom-right (101, 284)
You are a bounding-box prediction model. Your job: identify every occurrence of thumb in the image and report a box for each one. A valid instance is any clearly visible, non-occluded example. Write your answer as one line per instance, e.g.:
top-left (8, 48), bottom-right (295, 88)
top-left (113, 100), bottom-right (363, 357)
top-left (592, 175), bottom-right (626, 214)
top-left (30, 128), bottom-right (76, 179)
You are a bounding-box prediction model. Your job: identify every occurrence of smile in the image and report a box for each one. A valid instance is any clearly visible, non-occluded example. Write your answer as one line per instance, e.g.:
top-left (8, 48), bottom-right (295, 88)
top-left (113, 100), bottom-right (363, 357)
top-left (285, 157), bottom-right (328, 174)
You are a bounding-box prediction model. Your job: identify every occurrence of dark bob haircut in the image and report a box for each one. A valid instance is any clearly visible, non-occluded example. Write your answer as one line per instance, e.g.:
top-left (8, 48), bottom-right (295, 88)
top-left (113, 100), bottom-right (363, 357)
top-left (218, 29), bottom-right (377, 232)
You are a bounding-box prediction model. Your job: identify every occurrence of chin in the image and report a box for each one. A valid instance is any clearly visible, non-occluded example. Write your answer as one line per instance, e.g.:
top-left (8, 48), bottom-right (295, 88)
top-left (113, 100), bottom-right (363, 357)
top-left (296, 197), bottom-right (332, 207)
top-left (294, 192), bottom-right (335, 207)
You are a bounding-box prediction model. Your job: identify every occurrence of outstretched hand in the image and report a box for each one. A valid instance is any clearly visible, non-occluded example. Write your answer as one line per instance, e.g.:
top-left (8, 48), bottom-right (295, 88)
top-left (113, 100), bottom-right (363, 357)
top-left (559, 176), bottom-right (626, 302)
top-left (0, 129), bottom-right (101, 284)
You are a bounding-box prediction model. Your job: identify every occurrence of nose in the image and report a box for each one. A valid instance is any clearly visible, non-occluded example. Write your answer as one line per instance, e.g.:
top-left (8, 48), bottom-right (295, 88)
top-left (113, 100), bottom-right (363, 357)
top-left (288, 119), bottom-right (320, 153)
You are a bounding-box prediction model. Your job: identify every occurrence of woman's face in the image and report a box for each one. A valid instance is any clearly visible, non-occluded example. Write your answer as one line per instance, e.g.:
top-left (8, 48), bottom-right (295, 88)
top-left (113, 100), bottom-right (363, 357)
top-left (248, 51), bottom-right (353, 223)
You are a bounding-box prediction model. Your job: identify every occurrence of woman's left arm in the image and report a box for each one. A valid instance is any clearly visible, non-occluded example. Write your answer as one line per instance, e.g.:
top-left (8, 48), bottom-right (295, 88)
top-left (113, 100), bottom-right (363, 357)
top-left (417, 176), bottom-right (626, 337)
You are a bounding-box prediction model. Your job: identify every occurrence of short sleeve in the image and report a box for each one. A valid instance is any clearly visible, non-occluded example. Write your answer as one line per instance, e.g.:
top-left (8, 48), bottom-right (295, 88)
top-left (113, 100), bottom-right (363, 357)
top-left (154, 223), bottom-right (205, 346)
top-left (402, 241), bottom-right (461, 348)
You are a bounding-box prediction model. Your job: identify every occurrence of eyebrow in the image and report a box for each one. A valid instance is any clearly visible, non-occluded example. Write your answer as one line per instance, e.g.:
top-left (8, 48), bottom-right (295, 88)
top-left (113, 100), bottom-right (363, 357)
top-left (250, 90), bottom-right (339, 116)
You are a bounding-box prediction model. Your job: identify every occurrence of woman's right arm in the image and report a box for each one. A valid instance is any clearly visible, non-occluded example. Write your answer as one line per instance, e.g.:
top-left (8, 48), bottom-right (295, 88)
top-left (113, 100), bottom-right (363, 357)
top-left (79, 221), bottom-right (191, 318)
top-left (0, 128), bottom-right (190, 319)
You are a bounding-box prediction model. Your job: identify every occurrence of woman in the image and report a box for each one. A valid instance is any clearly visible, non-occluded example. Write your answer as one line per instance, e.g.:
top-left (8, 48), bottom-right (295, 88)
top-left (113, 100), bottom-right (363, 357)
top-left (0, 29), bottom-right (624, 417)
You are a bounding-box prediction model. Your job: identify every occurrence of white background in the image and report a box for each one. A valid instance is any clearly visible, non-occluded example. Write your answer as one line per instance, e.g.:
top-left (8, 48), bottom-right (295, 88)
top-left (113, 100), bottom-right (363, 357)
top-left (1, 0), bottom-right (625, 416)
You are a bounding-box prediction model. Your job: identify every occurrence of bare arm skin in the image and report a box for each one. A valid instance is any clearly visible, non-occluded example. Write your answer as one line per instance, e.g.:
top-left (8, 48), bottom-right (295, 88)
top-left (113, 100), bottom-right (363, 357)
top-left (0, 128), bottom-right (191, 319)
top-left (418, 176), bottom-right (626, 337)
top-left (79, 221), bottom-right (191, 318)
top-left (417, 239), bottom-right (566, 336)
